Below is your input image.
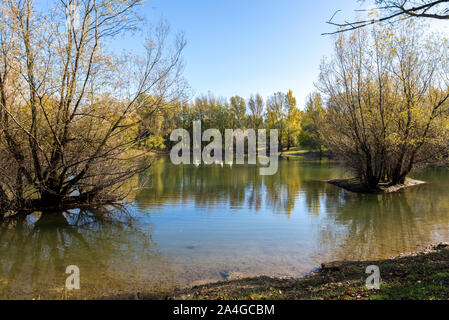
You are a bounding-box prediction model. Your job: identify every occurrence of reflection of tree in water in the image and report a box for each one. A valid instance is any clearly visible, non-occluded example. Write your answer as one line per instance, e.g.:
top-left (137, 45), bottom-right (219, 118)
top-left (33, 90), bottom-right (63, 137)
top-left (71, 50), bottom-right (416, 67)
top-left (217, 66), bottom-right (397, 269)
top-left (0, 208), bottom-right (175, 299)
top-left (136, 157), bottom-right (344, 215)
top-left (137, 158), bottom-right (449, 263)
top-left (319, 176), bottom-right (449, 261)
top-left (136, 158), bottom-right (257, 209)
top-left (264, 160), bottom-right (342, 215)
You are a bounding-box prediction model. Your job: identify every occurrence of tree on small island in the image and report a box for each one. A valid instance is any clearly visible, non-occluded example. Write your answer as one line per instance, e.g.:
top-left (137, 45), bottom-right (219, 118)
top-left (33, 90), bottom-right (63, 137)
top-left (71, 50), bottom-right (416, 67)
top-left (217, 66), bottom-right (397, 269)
top-left (318, 20), bottom-right (449, 191)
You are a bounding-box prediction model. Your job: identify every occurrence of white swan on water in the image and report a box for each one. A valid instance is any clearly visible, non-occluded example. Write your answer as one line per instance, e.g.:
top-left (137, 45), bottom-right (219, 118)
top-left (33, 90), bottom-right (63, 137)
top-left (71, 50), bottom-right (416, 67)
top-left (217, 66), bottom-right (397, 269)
top-left (215, 160), bottom-right (224, 167)
top-left (194, 160), bottom-right (200, 167)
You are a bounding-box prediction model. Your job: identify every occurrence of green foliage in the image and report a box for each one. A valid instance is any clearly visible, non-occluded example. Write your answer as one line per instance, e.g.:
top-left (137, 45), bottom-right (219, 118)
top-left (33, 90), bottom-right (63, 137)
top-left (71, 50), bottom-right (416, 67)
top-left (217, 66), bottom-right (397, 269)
top-left (137, 90), bottom-right (311, 153)
top-left (299, 92), bottom-right (325, 152)
top-left (248, 94), bottom-right (264, 130)
top-left (229, 96), bottom-right (247, 129)
top-left (318, 20), bottom-right (449, 188)
top-left (136, 95), bottom-right (182, 151)
top-left (285, 90), bottom-right (302, 150)
top-left (266, 90), bottom-right (303, 151)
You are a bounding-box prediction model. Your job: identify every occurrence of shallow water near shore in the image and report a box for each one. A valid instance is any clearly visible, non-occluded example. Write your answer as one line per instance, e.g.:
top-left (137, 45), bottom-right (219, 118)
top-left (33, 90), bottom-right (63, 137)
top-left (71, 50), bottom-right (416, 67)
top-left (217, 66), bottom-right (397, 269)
top-left (1, 156), bottom-right (449, 299)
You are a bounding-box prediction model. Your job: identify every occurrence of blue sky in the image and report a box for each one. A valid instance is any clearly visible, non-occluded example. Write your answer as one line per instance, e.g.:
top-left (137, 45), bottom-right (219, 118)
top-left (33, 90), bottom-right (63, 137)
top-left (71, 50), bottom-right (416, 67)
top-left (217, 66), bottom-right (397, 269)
top-left (138, 0), bottom-right (363, 107)
top-left (40, 0), bottom-right (447, 108)
top-left (41, 0), bottom-right (363, 106)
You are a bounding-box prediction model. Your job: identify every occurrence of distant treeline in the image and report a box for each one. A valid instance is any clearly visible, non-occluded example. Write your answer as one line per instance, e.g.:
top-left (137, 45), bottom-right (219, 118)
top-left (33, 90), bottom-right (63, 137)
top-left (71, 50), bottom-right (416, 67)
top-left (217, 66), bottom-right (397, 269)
top-left (136, 90), bottom-right (325, 153)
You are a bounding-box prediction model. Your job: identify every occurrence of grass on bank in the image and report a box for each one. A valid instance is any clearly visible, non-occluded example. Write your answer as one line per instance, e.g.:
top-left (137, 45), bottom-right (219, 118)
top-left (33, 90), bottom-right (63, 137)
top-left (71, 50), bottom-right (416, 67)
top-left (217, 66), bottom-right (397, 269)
top-left (171, 243), bottom-right (449, 300)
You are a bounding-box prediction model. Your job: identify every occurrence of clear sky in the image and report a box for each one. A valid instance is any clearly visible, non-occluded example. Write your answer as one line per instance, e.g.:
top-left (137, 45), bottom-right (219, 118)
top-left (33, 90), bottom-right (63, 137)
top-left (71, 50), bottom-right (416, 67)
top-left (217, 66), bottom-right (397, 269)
top-left (138, 0), bottom-right (364, 107)
top-left (95, 0), bottom-right (449, 108)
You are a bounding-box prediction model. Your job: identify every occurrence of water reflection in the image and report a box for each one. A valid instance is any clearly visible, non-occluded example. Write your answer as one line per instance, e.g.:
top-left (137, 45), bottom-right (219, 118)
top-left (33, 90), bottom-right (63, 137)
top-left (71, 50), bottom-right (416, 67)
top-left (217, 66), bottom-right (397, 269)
top-left (0, 208), bottom-right (175, 299)
top-left (134, 157), bottom-right (449, 279)
top-left (135, 157), bottom-right (346, 216)
top-left (1, 157), bottom-right (449, 298)
top-left (321, 182), bottom-right (449, 261)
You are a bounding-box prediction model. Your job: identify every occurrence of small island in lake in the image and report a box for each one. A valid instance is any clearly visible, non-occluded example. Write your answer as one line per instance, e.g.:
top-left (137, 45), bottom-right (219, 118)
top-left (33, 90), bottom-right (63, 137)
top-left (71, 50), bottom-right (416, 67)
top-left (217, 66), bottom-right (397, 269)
top-left (327, 178), bottom-right (427, 194)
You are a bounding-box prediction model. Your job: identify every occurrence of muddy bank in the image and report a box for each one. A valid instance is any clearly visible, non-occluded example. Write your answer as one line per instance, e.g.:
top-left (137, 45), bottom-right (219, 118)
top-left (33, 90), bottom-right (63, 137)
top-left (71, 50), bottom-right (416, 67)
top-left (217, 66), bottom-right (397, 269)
top-left (168, 243), bottom-right (449, 300)
top-left (326, 178), bottom-right (426, 194)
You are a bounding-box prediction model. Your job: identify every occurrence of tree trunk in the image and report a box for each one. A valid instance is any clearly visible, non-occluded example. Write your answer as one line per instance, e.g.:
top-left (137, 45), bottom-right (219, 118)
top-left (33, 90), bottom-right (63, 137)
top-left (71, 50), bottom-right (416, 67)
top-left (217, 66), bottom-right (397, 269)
top-left (40, 192), bottom-right (64, 209)
top-left (364, 156), bottom-right (380, 190)
top-left (391, 162), bottom-right (406, 185)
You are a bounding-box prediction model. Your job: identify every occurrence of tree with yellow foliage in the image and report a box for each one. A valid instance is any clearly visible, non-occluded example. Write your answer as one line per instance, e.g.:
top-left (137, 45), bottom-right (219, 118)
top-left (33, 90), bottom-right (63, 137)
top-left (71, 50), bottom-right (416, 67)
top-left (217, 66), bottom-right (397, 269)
top-left (299, 93), bottom-right (325, 157)
top-left (0, 0), bottom-right (185, 216)
top-left (284, 90), bottom-right (302, 151)
top-left (319, 20), bottom-right (449, 189)
top-left (266, 90), bottom-right (301, 151)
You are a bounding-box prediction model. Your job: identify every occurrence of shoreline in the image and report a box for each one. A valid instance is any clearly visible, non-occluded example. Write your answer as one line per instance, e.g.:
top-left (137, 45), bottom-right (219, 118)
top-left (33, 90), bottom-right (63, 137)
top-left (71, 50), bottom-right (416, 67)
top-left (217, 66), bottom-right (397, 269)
top-left (10, 242), bottom-right (446, 300)
top-left (281, 150), bottom-right (334, 160)
top-left (165, 242), bottom-right (449, 300)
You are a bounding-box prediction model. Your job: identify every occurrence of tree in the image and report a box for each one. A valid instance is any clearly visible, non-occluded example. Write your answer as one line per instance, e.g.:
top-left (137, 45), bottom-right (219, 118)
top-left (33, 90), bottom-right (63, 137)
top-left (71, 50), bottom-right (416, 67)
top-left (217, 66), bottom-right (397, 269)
top-left (299, 93), bottom-right (325, 157)
top-left (229, 95), bottom-right (247, 129)
top-left (284, 90), bottom-right (302, 151)
top-left (136, 96), bottom-right (183, 150)
top-left (266, 92), bottom-right (287, 151)
top-left (266, 91), bottom-right (301, 151)
top-left (326, 0), bottom-right (449, 34)
top-left (319, 21), bottom-right (449, 189)
top-left (0, 0), bottom-right (185, 216)
top-left (189, 95), bottom-right (230, 134)
top-left (248, 94), bottom-right (264, 130)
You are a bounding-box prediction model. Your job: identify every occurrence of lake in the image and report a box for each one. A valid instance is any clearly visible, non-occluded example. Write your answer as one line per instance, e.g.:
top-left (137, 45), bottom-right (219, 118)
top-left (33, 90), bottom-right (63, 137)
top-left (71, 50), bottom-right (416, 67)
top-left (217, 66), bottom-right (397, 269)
top-left (1, 156), bottom-right (449, 299)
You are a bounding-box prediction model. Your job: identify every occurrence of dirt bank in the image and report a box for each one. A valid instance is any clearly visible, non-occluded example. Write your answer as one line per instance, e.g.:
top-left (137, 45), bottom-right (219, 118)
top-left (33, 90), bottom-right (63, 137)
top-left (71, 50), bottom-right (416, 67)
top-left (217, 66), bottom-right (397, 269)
top-left (168, 243), bottom-right (449, 300)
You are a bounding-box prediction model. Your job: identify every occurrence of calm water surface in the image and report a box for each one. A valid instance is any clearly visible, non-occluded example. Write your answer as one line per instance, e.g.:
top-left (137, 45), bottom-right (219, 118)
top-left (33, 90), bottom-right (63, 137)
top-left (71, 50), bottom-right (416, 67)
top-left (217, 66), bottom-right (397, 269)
top-left (1, 157), bottom-right (449, 298)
